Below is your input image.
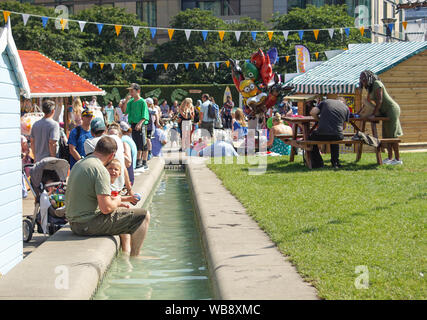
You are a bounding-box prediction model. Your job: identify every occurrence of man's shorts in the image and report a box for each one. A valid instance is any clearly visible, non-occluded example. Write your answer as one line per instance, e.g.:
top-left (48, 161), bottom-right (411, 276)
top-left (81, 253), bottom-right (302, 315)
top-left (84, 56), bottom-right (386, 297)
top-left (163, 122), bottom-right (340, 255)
top-left (70, 208), bottom-right (148, 236)
top-left (131, 123), bottom-right (148, 151)
top-left (200, 121), bottom-right (214, 138)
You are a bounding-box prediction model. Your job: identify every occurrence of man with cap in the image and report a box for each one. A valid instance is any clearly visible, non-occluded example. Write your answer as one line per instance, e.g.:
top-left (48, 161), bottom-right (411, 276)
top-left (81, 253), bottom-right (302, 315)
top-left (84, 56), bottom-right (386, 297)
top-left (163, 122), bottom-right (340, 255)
top-left (124, 83), bottom-right (149, 170)
top-left (68, 108), bottom-right (94, 169)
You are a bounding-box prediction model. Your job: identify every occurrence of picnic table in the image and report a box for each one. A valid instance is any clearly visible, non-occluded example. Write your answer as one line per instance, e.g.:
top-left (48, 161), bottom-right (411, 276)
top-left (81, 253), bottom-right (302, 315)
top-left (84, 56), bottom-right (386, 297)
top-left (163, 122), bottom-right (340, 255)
top-left (277, 115), bottom-right (400, 168)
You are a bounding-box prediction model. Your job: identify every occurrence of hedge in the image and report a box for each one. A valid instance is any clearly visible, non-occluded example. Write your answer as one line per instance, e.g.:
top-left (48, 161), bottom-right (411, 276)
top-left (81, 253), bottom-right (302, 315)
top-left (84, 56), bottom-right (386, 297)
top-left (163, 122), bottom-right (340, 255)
top-left (99, 84), bottom-right (240, 107)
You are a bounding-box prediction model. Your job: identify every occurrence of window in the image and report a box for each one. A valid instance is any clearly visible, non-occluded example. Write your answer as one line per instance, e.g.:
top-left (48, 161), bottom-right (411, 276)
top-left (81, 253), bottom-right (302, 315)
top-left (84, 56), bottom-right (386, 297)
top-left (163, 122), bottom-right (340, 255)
top-left (181, 0), bottom-right (240, 16)
top-left (137, 0), bottom-right (157, 27)
top-left (383, 1), bottom-right (388, 19)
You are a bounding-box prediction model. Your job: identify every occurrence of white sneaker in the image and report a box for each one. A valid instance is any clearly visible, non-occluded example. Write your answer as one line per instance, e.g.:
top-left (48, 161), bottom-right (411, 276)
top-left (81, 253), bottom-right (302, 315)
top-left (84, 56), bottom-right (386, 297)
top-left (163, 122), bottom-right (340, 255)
top-left (382, 158), bottom-right (393, 165)
top-left (390, 159), bottom-right (403, 165)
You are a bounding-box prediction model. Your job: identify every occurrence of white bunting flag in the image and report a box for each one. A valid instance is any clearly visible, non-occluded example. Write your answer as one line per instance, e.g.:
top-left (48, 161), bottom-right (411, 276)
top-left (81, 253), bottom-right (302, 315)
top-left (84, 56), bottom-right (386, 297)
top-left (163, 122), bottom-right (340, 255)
top-left (78, 21), bottom-right (86, 32)
top-left (77, 62), bottom-right (83, 69)
top-left (283, 31), bottom-right (289, 41)
top-left (110, 63), bottom-right (115, 69)
top-left (205, 62), bottom-right (210, 69)
top-left (22, 14), bottom-right (30, 26)
top-left (235, 31), bottom-right (241, 42)
top-left (340, 28), bottom-right (343, 34)
top-left (185, 30), bottom-right (192, 40)
top-left (174, 63), bottom-right (179, 69)
top-left (132, 26), bottom-right (140, 38)
top-left (143, 64), bottom-right (147, 70)
top-left (328, 28), bottom-right (334, 39)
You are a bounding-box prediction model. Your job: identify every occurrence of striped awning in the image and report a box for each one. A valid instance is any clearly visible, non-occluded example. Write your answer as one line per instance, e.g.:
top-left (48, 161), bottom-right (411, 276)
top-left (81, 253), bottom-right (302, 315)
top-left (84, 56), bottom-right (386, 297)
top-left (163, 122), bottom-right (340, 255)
top-left (287, 41), bottom-right (427, 94)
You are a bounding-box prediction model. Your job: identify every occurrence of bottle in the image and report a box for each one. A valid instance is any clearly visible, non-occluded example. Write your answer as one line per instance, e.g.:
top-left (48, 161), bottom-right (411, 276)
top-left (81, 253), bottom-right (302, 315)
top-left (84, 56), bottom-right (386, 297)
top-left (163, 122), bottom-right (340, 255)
top-left (134, 193), bottom-right (142, 202)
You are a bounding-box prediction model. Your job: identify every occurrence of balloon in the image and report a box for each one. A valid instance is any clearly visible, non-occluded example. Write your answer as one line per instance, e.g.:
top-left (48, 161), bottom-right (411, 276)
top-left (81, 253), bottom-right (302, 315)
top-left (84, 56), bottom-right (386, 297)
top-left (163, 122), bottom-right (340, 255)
top-left (264, 93), bottom-right (278, 109)
top-left (250, 48), bottom-right (265, 69)
top-left (239, 79), bottom-right (260, 98)
top-left (267, 117), bottom-right (273, 129)
top-left (242, 61), bottom-right (259, 82)
top-left (267, 47), bottom-right (278, 65)
top-left (260, 54), bottom-right (274, 86)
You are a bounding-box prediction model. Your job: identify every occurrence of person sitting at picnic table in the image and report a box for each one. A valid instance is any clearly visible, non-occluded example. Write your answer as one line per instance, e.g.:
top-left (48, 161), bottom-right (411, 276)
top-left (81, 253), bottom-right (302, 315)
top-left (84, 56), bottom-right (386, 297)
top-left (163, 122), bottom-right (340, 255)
top-left (267, 113), bottom-right (293, 155)
top-left (309, 98), bottom-right (350, 168)
top-left (65, 136), bottom-right (150, 256)
top-left (359, 70), bottom-right (403, 165)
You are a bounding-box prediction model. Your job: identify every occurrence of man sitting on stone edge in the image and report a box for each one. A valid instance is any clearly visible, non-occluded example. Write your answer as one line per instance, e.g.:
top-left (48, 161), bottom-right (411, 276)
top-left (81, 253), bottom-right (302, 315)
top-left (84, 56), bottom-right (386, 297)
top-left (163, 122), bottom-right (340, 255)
top-left (65, 136), bottom-right (150, 256)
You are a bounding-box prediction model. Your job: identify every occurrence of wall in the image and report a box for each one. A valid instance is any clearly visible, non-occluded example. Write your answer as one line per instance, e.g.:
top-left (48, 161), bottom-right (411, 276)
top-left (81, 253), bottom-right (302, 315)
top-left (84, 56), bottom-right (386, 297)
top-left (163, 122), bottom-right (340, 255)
top-left (0, 50), bottom-right (23, 276)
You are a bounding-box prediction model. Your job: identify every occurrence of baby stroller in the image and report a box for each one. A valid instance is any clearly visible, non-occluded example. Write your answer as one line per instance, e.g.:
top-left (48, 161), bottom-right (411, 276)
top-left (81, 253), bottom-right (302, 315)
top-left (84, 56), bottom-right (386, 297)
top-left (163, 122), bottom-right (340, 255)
top-left (22, 157), bottom-right (69, 242)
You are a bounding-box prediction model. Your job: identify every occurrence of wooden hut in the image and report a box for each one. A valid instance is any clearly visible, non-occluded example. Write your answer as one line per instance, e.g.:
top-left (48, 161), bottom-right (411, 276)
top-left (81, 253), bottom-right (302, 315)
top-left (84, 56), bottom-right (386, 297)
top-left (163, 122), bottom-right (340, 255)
top-left (286, 42), bottom-right (427, 148)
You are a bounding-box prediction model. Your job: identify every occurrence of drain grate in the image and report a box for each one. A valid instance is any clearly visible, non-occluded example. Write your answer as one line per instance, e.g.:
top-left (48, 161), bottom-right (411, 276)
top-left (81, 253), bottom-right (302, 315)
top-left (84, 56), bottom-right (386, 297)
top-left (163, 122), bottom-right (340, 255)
top-left (164, 164), bottom-right (185, 171)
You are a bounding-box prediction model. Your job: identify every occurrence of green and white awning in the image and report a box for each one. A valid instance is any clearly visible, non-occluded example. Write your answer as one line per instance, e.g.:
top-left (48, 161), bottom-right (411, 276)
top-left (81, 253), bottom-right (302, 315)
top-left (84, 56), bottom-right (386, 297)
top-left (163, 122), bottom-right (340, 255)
top-left (287, 41), bottom-right (427, 94)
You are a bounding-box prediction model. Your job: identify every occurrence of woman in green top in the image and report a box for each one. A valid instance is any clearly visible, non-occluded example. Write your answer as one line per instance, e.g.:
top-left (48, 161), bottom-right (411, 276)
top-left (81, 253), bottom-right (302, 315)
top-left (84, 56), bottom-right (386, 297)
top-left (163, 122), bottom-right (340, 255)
top-left (359, 70), bottom-right (403, 165)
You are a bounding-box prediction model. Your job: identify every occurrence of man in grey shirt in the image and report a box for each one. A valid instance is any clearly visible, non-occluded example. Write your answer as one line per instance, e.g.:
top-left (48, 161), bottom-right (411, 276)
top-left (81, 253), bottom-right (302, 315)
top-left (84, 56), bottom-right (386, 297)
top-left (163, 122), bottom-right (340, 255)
top-left (198, 93), bottom-right (215, 140)
top-left (30, 100), bottom-right (60, 162)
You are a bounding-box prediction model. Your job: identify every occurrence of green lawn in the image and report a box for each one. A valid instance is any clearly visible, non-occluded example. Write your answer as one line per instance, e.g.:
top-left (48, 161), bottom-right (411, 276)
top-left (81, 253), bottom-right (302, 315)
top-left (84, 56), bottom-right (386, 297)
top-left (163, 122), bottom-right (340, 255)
top-left (207, 152), bottom-right (427, 300)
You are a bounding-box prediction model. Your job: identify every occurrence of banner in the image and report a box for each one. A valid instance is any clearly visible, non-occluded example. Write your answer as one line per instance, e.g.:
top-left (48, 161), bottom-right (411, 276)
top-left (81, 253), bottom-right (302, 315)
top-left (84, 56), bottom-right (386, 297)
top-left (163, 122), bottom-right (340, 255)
top-left (295, 45), bottom-right (311, 73)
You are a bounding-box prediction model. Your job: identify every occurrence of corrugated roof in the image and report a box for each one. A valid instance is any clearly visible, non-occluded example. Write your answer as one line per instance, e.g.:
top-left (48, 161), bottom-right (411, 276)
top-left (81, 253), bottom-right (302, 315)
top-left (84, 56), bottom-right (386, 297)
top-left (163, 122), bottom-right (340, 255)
top-left (18, 50), bottom-right (105, 98)
top-left (287, 41), bottom-right (427, 94)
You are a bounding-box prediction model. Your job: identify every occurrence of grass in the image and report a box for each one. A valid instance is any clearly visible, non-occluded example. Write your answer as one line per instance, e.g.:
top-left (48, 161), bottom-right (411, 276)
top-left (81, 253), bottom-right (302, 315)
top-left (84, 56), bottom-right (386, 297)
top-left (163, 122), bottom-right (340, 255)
top-left (207, 152), bottom-right (427, 300)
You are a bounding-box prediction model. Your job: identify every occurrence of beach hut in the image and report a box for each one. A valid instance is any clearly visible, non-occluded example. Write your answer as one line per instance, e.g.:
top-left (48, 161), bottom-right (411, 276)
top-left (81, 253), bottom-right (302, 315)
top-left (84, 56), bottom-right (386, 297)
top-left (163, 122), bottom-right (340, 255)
top-left (287, 42), bottom-right (427, 147)
top-left (0, 22), bottom-right (31, 276)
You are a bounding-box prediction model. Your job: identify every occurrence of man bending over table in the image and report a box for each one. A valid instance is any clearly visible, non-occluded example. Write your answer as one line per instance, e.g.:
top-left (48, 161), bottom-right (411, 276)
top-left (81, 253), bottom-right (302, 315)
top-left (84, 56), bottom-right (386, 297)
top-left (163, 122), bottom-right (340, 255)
top-left (65, 136), bottom-right (150, 256)
top-left (309, 98), bottom-right (350, 168)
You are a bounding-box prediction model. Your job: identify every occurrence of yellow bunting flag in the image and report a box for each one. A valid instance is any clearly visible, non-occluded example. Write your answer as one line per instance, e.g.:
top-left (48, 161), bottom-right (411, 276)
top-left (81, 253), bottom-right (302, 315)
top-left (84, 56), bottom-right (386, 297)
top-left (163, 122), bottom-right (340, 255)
top-left (315, 52), bottom-right (319, 59)
top-left (313, 29), bottom-right (319, 40)
top-left (100, 63), bottom-right (104, 70)
top-left (67, 61), bottom-right (71, 68)
top-left (402, 21), bottom-right (408, 30)
top-left (164, 63), bottom-right (168, 70)
top-left (60, 19), bottom-right (67, 30)
top-left (225, 60), bottom-right (230, 68)
top-left (195, 62), bottom-right (199, 69)
top-left (3, 11), bottom-right (10, 23)
top-left (132, 63), bottom-right (136, 70)
top-left (285, 56), bottom-right (290, 62)
top-left (267, 31), bottom-right (274, 41)
top-left (359, 26), bottom-right (365, 36)
top-left (168, 29), bottom-right (175, 40)
top-left (218, 30), bottom-right (225, 41)
top-left (115, 25), bottom-right (122, 36)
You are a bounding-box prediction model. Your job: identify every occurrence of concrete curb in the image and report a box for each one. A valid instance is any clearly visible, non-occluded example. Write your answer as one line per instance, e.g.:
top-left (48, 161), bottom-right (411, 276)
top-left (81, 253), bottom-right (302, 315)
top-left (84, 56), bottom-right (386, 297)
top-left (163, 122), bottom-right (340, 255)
top-left (186, 160), bottom-right (319, 300)
top-left (0, 158), bottom-right (165, 300)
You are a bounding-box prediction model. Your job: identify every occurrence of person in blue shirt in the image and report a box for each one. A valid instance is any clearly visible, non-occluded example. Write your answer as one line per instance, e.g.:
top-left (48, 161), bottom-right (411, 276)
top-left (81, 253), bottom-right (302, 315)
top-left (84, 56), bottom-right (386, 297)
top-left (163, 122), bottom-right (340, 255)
top-left (151, 120), bottom-right (168, 157)
top-left (68, 109), bottom-right (93, 169)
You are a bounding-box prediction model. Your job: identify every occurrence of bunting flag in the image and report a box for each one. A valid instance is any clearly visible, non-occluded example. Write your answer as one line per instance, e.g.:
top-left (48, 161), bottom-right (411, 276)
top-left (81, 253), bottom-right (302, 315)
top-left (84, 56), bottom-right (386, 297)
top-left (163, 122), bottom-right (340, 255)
top-left (168, 29), bottom-right (175, 40)
top-left (121, 63), bottom-right (126, 70)
top-left (314, 52), bottom-right (319, 59)
top-left (283, 31), bottom-right (289, 41)
top-left (205, 62), bottom-right (210, 68)
top-left (184, 63), bottom-right (189, 70)
top-left (132, 63), bottom-right (136, 70)
top-left (89, 62), bottom-right (93, 69)
top-left (402, 21), bottom-right (408, 30)
top-left (153, 63), bottom-right (158, 70)
top-left (225, 60), bottom-right (230, 68)
top-left (78, 21), bottom-right (86, 32)
top-left (344, 28), bottom-right (350, 37)
top-left (298, 30), bottom-right (304, 40)
top-left (100, 63), bottom-right (104, 70)
top-left (185, 29), bottom-right (191, 40)
top-left (60, 19), bottom-right (67, 31)
top-left (218, 30), bottom-right (225, 41)
top-left (388, 23), bottom-right (394, 32)
top-left (22, 13), bottom-right (30, 26)
top-left (359, 26), bottom-right (365, 36)
top-left (328, 28), bottom-right (334, 39)
top-left (150, 27), bottom-right (156, 39)
top-left (78, 62), bottom-right (82, 69)
top-left (67, 61), bottom-right (71, 68)
top-left (285, 56), bottom-right (290, 62)
top-left (235, 31), bottom-right (241, 42)
top-left (115, 25), bottom-right (122, 36)
top-left (41, 17), bottom-right (49, 28)
top-left (3, 11), bottom-right (10, 23)
top-left (143, 63), bottom-right (147, 70)
top-left (313, 29), bottom-right (319, 40)
top-left (96, 23), bottom-right (104, 35)
top-left (215, 62), bottom-right (219, 68)
top-left (110, 63), bottom-right (115, 69)
top-left (195, 62), bottom-right (199, 69)
top-left (267, 31), bottom-right (274, 41)
top-left (202, 30), bottom-right (208, 41)
top-left (132, 26), bottom-right (140, 38)
top-left (174, 63), bottom-right (179, 69)
top-left (251, 31), bottom-right (257, 41)
top-left (163, 63), bottom-right (168, 70)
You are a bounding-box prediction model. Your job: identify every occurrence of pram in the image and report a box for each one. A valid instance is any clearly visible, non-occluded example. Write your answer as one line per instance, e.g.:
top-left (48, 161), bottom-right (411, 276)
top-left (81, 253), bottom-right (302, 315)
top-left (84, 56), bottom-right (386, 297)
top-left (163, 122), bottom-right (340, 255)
top-left (22, 157), bottom-right (69, 242)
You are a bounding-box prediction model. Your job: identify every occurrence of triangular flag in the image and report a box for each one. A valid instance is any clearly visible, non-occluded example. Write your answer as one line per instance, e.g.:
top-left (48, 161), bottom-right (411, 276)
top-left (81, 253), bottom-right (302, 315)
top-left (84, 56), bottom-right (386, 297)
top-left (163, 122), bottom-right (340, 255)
top-left (67, 61), bottom-right (71, 68)
top-left (402, 21), bottom-right (408, 30)
top-left (110, 63), bottom-right (115, 69)
top-left (388, 23), bottom-right (394, 32)
top-left (313, 29), bottom-right (319, 40)
top-left (78, 21), bottom-right (86, 32)
top-left (340, 28), bottom-right (343, 34)
top-left (121, 63), bottom-right (126, 70)
top-left (417, 19), bottom-right (422, 29)
top-left (195, 62), bottom-right (199, 69)
top-left (235, 31), bottom-right (241, 42)
top-left (22, 14), bottom-right (30, 26)
top-left (205, 62), bottom-right (210, 69)
top-left (78, 62), bottom-right (82, 69)
top-left (359, 26), bottom-right (365, 36)
top-left (184, 63), bottom-right (189, 70)
top-left (143, 64), bottom-right (147, 70)
top-left (328, 28), bottom-right (334, 39)
top-left (132, 26), bottom-right (140, 38)
top-left (251, 31), bottom-right (257, 41)
top-left (115, 25), bottom-right (122, 36)
top-left (215, 62), bottom-right (220, 68)
top-left (168, 29), bottom-right (175, 40)
top-left (283, 31), bottom-right (289, 41)
top-left (314, 52), bottom-right (319, 59)
top-left (100, 63), bottom-right (104, 70)
top-left (55, 61), bottom-right (60, 64)
top-left (185, 29), bottom-right (191, 40)
top-left (97, 23), bottom-right (104, 35)
top-left (298, 30), bottom-right (304, 40)
top-left (285, 56), bottom-right (290, 62)
top-left (202, 30), bottom-right (208, 41)
top-left (164, 63), bottom-right (168, 70)
top-left (3, 11), bottom-right (10, 23)
top-left (150, 27), bottom-right (156, 39)
top-left (174, 63), bottom-right (179, 69)
top-left (218, 30), bottom-right (225, 41)
top-left (60, 19), bottom-right (68, 31)
top-left (153, 63), bottom-right (158, 70)
top-left (225, 60), bottom-right (230, 68)
top-left (41, 17), bottom-right (49, 28)
top-left (344, 28), bottom-right (350, 37)
top-left (132, 63), bottom-right (136, 70)
top-left (267, 31), bottom-right (274, 41)
top-left (89, 62), bottom-right (93, 69)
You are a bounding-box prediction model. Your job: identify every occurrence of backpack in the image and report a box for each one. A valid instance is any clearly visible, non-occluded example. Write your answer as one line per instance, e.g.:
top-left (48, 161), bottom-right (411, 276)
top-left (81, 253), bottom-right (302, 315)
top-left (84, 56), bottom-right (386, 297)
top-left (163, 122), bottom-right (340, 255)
top-left (208, 102), bottom-right (216, 120)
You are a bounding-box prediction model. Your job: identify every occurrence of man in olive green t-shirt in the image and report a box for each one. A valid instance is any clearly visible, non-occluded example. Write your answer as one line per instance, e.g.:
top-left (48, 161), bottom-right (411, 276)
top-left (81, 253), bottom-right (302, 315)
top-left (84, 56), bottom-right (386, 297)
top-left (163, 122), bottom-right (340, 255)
top-left (124, 83), bottom-right (149, 170)
top-left (65, 136), bottom-right (150, 256)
